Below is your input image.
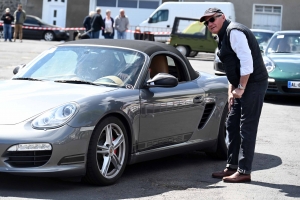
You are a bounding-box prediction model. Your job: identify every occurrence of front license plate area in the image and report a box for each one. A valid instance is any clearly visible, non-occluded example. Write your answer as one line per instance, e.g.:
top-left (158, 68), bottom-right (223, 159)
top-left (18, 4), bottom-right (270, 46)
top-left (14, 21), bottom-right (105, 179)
top-left (288, 81), bottom-right (300, 89)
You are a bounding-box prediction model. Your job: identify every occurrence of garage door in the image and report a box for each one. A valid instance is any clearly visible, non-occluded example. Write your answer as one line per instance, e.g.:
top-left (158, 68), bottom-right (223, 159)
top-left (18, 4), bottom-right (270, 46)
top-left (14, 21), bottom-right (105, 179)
top-left (252, 4), bottom-right (282, 31)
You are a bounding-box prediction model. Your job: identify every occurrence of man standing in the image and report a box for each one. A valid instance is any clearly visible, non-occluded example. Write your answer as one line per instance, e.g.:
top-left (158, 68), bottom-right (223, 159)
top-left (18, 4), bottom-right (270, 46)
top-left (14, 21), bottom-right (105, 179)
top-left (199, 8), bottom-right (268, 183)
top-left (1, 8), bottom-right (14, 42)
top-left (13, 4), bottom-right (26, 42)
top-left (114, 9), bottom-right (129, 39)
top-left (83, 11), bottom-right (95, 38)
top-left (90, 8), bottom-right (104, 39)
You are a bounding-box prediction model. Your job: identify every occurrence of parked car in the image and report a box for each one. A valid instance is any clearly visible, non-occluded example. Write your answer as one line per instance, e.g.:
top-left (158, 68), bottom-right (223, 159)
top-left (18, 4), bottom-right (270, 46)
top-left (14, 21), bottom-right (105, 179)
top-left (0, 39), bottom-right (229, 186)
top-left (213, 29), bottom-right (275, 75)
top-left (168, 17), bottom-right (217, 57)
top-left (0, 15), bottom-right (69, 41)
top-left (263, 30), bottom-right (300, 96)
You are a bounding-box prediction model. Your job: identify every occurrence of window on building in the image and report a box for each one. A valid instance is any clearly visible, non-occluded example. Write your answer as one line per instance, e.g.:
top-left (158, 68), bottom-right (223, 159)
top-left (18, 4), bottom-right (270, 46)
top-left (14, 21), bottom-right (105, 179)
top-left (54, 10), bottom-right (57, 17)
top-left (118, 0), bottom-right (138, 8)
top-left (139, 0), bottom-right (160, 9)
top-left (97, 0), bottom-right (117, 7)
top-left (61, 0), bottom-right (65, 2)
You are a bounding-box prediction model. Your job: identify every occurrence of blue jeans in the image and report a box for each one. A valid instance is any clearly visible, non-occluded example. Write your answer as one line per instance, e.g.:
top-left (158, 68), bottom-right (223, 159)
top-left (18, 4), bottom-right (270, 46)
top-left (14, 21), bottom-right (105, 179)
top-left (117, 31), bottom-right (126, 39)
top-left (90, 31), bottom-right (100, 39)
top-left (3, 24), bottom-right (12, 41)
top-left (226, 79), bottom-right (268, 174)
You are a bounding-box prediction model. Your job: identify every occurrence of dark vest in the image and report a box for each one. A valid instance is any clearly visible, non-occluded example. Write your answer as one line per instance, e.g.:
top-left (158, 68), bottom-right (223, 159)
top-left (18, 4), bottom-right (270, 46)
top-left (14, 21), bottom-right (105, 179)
top-left (217, 20), bottom-right (268, 87)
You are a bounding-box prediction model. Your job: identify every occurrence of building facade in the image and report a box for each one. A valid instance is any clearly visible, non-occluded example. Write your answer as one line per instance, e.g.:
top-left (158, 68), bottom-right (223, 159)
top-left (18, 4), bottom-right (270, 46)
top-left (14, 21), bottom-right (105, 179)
top-left (1, 0), bottom-right (300, 33)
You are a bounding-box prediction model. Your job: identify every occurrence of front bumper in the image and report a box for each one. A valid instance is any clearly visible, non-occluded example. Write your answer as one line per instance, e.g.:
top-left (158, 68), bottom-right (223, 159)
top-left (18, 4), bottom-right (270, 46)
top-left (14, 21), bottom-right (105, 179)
top-left (0, 122), bottom-right (93, 177)
top-left (266, 78), bottom-right (300, 96)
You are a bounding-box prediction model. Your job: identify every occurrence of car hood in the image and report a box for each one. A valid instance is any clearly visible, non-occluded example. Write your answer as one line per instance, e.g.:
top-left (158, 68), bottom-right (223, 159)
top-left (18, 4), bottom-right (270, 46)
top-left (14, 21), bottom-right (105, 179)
top-left (268, 54), bottom-right (300, 74)
top-left (0, 80), bottom-right (117, 125)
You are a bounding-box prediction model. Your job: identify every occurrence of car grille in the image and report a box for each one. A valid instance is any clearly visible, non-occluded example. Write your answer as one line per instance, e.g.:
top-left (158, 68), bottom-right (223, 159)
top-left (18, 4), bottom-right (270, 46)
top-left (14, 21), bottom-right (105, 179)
top-left (198, 103), bottom-right (215, 129)
top-left (267, 82), bottom-right (278, 91)
top-left (3, 150), bottom-right (52, 168)
top-left (282, 86), bottom-right (300, 93)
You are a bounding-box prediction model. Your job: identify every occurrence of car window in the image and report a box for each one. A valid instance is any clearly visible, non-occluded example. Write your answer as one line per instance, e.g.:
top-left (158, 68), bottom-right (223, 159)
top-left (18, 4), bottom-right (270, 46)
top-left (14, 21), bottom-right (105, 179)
top-left (173, 18), bottom-right (206, 37)
top-left (267, 33), bottom-right (300, 53)
top-left (148, 54), bottom-right (188, 83)
top-left (24, 17), bottom-right (39, 25)
top-left (150, 9), bottom-right (168, 23)
top-left (14, 46), bottom-right (146, 87)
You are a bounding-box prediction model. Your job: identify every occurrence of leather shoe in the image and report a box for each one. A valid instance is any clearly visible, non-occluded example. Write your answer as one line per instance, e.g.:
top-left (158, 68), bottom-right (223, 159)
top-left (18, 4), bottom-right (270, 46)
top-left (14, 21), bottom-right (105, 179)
top-left (223, 172), bottom-right (251, 183)
top-left (212, 168), bottom-right (236, 179)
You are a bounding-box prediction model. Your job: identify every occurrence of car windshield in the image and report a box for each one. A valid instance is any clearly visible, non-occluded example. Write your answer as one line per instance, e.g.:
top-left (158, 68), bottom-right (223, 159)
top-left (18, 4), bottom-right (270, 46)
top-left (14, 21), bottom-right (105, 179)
top-left (266, 33), bottom-right (300, 53)
top-left (252, 31), bottom-right (274, 46)
top-left (14, 46), bottom-right (146, 87)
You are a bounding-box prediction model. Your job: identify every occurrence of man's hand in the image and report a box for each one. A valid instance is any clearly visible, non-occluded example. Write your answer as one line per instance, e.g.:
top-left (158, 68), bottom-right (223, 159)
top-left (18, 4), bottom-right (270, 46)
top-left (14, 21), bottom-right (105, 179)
top-left (228, 93), bottom-right (234, 111)
top-left (232, 88), bottom-right (244, 98)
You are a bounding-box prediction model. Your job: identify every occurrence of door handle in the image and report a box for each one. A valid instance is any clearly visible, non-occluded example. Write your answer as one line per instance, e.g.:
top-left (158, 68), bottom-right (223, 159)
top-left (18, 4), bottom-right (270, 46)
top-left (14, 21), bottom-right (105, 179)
top-left (193, 96), bottom-right (203, 104)
top-left (167, 25), bottom-right (170, 28)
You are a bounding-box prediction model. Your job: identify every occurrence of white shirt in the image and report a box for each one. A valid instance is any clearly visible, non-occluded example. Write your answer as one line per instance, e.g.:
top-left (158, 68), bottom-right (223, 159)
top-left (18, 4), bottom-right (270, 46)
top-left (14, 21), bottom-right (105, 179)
top-left (229, 29), bottom-right (253, 76)
top-left (105, 18), bottom-right (113, 33)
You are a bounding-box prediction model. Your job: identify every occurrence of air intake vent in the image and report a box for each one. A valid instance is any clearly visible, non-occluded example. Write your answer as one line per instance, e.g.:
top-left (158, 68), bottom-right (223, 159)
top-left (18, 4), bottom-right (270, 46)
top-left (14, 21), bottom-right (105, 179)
top-left (198, 103), bottom-right (215, 129)
top-left (3, 150), bottom-right (52, 168)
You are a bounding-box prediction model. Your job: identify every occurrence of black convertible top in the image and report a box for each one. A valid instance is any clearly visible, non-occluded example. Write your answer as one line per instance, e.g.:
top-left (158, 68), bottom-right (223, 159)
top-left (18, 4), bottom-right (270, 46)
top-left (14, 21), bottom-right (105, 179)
top-left (60, 39), bottom-right (198, 80)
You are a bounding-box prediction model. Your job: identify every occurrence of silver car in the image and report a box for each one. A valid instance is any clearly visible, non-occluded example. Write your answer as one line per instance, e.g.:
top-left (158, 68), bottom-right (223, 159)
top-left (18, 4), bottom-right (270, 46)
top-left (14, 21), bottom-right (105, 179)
top-left (0, 39), bottom-right (228, 186)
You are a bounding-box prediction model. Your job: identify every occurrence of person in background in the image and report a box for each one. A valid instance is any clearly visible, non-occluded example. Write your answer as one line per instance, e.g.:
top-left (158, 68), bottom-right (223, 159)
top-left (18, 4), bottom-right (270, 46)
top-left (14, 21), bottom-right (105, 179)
top-left (102, 10), bottom-right (114, 39)
top-left (199, 7), bottom-right (268, 183)
top-left (83, 11), bottom-right (95, 38)
top-left (1, 8), bottom-right (14, 42)
top-left (90, 7), bottom-right (104, 39)
top-left (13, 4), bottom-right (26, 43)
top-left (114, 9), bottom-right (129, 39)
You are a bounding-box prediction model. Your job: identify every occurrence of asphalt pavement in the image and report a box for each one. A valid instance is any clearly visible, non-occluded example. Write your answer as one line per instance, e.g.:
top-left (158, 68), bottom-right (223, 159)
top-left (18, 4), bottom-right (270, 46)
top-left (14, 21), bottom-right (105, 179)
top-left (0, 39), bottom-right (300, 200)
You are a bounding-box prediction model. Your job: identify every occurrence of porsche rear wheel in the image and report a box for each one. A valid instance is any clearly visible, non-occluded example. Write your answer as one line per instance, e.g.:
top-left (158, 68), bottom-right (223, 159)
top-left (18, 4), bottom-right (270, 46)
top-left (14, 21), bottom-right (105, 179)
top-left (84, 116), bottom-right (129, 185)
top-left (206, 103), bottom-right (228, 160)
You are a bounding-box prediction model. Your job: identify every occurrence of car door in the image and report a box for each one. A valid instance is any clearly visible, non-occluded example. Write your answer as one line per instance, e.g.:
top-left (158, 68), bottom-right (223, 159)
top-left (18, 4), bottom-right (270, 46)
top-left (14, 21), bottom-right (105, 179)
top-left (137, 54), bottom-right (205, 152)
top-left (23, 17), bottom-right (42, 39)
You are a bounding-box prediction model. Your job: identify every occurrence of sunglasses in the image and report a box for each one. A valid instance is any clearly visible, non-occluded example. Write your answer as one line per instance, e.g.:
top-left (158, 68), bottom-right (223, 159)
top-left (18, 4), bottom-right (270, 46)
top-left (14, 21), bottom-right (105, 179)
top-left (203, 15), bottom-right (222, 26)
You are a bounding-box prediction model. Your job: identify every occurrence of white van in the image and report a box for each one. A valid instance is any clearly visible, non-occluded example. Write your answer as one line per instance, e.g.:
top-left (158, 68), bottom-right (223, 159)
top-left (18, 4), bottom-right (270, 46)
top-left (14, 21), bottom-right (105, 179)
top-left (139, 2), bottom-right (235, 40)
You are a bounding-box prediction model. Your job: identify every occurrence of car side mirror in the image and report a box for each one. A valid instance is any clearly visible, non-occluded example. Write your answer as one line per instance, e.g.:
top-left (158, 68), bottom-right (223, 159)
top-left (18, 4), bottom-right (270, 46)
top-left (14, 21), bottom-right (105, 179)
top-left (147, 73), bottom-right (178, 88)
top-left (13, 64), bottom-right (26, 75)
top-left (148, 17), bottom-right (153, 23)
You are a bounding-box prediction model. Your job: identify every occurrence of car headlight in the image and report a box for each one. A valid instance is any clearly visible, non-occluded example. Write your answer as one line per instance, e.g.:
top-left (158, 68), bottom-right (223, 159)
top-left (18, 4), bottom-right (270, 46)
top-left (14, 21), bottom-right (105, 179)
top-left (263, 56), bottom-right (275, 73)
top-left (32, 102), bottom-right (78, 129)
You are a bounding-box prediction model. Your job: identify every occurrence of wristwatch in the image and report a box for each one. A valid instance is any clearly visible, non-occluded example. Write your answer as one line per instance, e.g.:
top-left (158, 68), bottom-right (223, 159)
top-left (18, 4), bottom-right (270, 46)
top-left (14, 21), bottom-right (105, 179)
top-left (238, 84), bottom-right (246, 90)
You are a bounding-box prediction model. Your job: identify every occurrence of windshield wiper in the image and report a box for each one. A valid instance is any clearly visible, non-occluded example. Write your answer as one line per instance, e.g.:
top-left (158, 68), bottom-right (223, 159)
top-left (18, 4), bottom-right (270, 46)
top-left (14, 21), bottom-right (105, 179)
top-left (12, 77), bottom-right (43, 81)
top-left (54, 80), bottom-right (99, 86)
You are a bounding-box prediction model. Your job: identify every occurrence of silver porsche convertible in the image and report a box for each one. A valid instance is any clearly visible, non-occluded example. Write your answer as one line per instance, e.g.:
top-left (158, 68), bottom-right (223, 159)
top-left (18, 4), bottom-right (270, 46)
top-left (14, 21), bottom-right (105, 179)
top-left (0, 39), bottom-right (228, 186)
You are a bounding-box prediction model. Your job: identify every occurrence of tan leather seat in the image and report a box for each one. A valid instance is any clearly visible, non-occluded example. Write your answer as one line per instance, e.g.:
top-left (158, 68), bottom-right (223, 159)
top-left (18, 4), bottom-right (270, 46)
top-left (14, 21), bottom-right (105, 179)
top-left (149, 55), bottom-right (169, 78)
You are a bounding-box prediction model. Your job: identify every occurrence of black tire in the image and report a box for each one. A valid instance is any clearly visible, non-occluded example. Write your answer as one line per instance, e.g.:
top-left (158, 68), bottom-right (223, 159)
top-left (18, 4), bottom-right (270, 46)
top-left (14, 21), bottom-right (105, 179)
top-left (206, 103), bottom-right (228, 160)
top-left (84, 116), bottom-right (129, 186)
top-left (43, 31), bottom-right (55, 41)
top-left (188, 51), bottom-right (198, 57)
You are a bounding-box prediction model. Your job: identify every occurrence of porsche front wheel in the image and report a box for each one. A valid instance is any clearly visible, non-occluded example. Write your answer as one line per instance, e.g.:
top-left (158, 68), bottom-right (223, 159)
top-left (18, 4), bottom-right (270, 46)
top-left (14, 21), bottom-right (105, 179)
top-left (84, 116), bottom-right (129, 185)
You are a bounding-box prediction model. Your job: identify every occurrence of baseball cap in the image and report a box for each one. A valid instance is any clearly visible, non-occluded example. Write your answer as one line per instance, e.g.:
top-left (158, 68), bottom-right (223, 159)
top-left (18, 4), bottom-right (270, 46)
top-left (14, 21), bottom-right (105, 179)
top-left (5, 8), bottom-right (10, 12)
top-left (199, 8), bottom-right (223, 22)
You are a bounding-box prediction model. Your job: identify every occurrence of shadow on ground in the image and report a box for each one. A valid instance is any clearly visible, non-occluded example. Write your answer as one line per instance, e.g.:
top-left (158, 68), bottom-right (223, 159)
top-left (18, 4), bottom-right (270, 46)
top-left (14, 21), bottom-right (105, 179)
top-left (264, 95), bottom-right (300, 106)
top-left (0, 151), bottom-right (290, 200)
